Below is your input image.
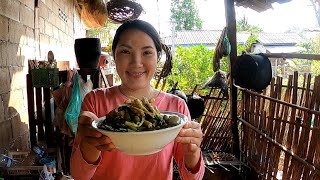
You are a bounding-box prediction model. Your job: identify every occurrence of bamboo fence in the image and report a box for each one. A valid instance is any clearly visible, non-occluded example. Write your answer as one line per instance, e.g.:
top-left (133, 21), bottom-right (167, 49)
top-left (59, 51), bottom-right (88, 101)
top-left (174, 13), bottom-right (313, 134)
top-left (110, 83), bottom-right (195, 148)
top-left (200, 88), bottom-right (240, 152)
top-left (239, 71), bottom-right (320, 180)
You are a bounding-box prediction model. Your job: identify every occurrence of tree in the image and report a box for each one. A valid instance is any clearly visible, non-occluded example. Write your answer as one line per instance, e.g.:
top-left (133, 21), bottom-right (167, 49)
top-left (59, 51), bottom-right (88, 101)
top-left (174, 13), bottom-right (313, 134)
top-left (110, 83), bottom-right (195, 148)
top-left (86, 22), bottom-right (119, 53)
top-left (310, 0), bottom-right (320, 26)
top-left (170, 0), bottom-right (203, 30)
top-left (166, 45), bottom-right (213, 94)
top-left (236, 16), bottom-right (262, 32)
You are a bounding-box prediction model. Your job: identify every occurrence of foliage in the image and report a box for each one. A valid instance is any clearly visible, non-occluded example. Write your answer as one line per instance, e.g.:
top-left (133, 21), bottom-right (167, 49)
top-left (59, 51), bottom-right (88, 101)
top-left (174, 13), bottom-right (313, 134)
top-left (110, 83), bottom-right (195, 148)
top-left (236, 16), bottom-right (262, 32)
top-left (299, 34), bottom-right (320, 75)
top-left (86, 22), bottom-right (119, 53)
top-left (170, 0), bottom-right (202, 30)
top-left (236, 34), bottom-right (259, 54)
top-left (165, 45), bottom-right (214, 94)
top-left (310, 0), bottom-right (320, 27)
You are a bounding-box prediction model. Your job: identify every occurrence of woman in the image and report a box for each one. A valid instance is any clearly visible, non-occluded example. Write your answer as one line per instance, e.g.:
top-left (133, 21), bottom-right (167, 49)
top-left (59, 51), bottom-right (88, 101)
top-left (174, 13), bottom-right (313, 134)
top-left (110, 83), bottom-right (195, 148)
top-left (70, 19), bottom-right (204, 180)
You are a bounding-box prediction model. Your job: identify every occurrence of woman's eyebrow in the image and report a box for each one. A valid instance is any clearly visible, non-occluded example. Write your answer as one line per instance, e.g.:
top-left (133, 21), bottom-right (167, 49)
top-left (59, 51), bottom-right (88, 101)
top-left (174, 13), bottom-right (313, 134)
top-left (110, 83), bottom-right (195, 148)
top-left (142, 46), bottom-right (154, 50)
top-left (118, 44), bottom-right (132, 49)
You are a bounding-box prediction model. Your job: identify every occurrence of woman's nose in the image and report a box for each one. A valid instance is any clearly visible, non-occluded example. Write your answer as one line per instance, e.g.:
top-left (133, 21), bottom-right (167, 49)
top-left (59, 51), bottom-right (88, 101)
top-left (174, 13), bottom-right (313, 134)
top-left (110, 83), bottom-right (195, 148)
top-left (130, 53), bottom-right (143, 66)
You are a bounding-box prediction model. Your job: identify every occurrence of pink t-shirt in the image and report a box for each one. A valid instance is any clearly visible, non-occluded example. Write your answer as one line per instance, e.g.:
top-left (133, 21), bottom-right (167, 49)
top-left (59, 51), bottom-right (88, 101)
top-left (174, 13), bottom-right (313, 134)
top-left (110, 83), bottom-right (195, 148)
top-left (70, 86), bottom-right (204, 180)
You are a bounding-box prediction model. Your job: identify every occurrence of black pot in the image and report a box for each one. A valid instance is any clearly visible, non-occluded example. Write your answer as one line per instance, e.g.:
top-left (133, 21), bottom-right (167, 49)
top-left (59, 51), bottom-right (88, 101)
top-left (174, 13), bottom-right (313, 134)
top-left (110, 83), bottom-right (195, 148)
top-left (74, 38), bottom-right (101, 68)
top-left (187, 95), bottom-right (205, 120)
top-left (167, 88), bottom-right (187, 102)
top-left (233, 53), bottom-right (272, 92)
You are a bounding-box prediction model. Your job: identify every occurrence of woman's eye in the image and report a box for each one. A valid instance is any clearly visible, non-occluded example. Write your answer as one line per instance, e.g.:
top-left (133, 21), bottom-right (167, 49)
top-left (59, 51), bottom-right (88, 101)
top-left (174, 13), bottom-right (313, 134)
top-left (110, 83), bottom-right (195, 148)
top-left (120, 49), bottom-right (130, 54)
top-left (143, 51), bottom-right (153, 55)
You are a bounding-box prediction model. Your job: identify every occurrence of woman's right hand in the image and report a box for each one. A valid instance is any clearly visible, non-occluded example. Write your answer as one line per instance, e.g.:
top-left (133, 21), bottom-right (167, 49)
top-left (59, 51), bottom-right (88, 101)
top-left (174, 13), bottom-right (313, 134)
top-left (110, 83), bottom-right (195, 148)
top-left (77, 112), bottom-right (116, 163)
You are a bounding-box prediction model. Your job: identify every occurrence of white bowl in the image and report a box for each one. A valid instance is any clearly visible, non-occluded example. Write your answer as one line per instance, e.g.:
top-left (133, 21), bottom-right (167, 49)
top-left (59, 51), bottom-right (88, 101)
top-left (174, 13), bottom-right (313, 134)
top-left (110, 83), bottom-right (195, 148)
top-left (91, 111), bottom-right (188, 156)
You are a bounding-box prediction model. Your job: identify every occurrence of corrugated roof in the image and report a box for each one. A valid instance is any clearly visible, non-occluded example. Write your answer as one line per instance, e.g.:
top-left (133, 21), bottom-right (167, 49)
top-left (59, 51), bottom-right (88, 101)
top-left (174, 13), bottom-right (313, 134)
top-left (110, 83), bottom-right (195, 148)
top-left (235, 0), bottom-right (292, 12)
top-left (162, 31), bottom-right (304, 46)
top-left (162, 30), bottom-right (222, 46)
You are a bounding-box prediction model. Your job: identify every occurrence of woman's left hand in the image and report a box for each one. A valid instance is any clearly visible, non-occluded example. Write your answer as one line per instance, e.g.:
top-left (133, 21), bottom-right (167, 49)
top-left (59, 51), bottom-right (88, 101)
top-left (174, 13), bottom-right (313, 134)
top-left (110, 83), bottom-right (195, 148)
top-left (175, 121), bottom-right (203, 156)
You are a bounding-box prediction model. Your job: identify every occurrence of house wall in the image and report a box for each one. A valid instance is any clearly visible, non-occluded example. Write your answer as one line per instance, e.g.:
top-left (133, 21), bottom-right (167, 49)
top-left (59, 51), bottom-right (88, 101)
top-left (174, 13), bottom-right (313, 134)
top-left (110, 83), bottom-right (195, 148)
top-left (0, 0), bottom-right (86, 153)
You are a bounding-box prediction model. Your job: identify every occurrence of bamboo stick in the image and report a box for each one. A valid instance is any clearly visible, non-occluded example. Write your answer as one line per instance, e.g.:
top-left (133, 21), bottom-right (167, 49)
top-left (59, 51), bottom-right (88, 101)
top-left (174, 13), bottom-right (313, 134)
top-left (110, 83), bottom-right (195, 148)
top-left (238, 117), bottom-right (320, 177)
top-left (237, 87), bottom-right (320, 116)
top-left (266, 79), bottom-right (278, 180)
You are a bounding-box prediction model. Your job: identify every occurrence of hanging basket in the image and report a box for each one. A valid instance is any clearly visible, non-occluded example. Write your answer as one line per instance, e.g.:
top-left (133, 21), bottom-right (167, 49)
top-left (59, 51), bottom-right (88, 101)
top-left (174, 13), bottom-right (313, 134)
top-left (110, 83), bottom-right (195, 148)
top-left (80, 0), bottom-right (108, 29)
top-left (106, 0), bottom-right (143, 23)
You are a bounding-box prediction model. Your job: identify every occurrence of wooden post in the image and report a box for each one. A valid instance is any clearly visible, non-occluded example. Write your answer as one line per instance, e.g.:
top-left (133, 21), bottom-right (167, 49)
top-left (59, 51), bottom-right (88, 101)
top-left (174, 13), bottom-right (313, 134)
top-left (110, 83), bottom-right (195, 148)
top-left (26, 74), bottom-right (37, 147)
top-left (43, 88), bottom-right (54, 147)
top-left (35, 87), bottom-right (45, 141)
top-left (224, 0), bottom-right (240, 158)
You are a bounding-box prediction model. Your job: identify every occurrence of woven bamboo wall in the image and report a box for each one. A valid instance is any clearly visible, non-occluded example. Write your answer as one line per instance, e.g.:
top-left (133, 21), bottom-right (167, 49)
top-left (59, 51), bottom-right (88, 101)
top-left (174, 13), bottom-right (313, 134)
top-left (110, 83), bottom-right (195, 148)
top-left (240, 71), bottom-right (320, 180)
top-left (200, 89), bottom-right (237, 152)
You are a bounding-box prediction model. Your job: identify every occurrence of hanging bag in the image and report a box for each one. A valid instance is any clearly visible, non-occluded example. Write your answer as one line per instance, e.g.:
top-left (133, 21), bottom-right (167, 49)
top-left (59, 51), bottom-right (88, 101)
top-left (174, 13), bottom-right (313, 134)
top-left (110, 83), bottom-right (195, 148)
top-left (64, 72), bottom-right (81, 136)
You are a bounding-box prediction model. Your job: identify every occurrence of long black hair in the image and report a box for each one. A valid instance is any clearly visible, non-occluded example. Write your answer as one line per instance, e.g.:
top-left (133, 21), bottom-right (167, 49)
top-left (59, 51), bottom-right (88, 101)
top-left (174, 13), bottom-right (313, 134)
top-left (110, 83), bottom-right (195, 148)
top-left (112, 19), bottom-right (162, 59)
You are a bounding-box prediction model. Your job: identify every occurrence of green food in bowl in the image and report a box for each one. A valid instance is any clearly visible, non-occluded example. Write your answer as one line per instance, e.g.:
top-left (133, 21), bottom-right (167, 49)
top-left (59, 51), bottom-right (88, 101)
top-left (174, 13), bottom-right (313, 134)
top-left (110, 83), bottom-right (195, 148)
top-left (91, 111), bottom-right (188, 156)
top-left (97, 96), bottom-right (181, 132)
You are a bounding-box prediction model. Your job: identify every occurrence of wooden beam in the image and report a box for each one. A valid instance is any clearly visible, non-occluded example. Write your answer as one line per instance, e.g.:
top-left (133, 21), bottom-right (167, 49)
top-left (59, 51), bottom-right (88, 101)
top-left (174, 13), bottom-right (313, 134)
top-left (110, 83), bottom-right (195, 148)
top-left (225, 0), bottom-right (240, 158)
top-left (263, 53), bottom-right (320, 60)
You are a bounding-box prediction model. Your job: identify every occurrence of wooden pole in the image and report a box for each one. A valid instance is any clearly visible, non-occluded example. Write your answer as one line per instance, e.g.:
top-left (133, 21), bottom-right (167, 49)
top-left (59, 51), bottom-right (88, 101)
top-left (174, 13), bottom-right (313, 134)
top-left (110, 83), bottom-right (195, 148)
top-left (264, 53), bottom-right (320, 60)
top-left (224, 0), bottom-right (240, 158)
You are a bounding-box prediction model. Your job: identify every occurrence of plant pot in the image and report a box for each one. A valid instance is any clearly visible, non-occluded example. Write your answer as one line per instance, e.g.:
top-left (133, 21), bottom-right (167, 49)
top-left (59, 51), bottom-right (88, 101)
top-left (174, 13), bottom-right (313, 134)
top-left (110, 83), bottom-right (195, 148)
top-left (74, 38), bottom-right (101, 68)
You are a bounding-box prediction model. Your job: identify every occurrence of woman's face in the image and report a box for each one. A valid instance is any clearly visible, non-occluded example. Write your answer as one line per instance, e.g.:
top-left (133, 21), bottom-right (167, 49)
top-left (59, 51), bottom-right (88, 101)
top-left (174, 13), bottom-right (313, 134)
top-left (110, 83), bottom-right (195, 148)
top-left (114, 29), bottom-right (158, 90)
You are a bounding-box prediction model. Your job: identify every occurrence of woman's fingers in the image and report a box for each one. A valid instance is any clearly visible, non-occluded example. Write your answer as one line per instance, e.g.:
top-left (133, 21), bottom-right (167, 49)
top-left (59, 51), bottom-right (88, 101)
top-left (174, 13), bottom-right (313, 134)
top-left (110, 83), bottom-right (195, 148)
top-left (178, 128), bottom-right (203, 138)
top-left (78, 124), bottom-right (102, 138)
top-left (175, 121), bottom-right (203, 147)
top-left (96, 143), bottom-right (116, 151)
top-left (183, 121), bottom-right (201, 129)
top-left (176, 136), bottom-right (202, 147)
top-left (83, 136), bottom-right (113, 147)
top-left (178, 121), bottom-right (203, 138)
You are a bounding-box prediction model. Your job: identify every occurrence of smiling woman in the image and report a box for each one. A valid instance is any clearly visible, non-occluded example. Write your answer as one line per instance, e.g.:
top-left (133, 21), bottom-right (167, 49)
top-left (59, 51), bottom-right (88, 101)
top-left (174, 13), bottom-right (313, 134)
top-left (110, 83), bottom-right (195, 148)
top-left (70, 19), bottom-right (205, 180)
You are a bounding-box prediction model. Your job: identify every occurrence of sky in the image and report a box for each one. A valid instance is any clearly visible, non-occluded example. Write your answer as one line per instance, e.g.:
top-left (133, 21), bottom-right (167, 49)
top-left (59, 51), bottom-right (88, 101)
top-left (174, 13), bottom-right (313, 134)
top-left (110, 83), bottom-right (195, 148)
top-left (138, 0), bottom-right (319, 36)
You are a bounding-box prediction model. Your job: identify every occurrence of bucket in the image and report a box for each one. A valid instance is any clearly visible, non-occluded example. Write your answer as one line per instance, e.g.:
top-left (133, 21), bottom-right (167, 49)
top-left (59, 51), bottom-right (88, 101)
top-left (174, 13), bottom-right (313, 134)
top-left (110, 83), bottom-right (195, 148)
top-left (233, 53), bottom-right (272, 92)
top-left (74, 38), bottom-right (101, 68)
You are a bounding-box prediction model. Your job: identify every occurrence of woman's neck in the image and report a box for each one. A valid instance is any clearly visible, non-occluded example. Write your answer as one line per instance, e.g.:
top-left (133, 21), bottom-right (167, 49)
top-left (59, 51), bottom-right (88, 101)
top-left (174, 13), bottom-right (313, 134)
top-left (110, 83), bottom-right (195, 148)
top-left (118, 85), bottom-right (158, 100)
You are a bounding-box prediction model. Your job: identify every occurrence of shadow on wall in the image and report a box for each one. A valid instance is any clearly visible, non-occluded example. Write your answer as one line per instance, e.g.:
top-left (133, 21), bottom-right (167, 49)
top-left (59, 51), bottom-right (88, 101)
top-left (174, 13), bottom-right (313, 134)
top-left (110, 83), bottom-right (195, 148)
top-left (0, 107), bottom-right (30, 154)
top-left (0, 38), bottom-right (31, 154)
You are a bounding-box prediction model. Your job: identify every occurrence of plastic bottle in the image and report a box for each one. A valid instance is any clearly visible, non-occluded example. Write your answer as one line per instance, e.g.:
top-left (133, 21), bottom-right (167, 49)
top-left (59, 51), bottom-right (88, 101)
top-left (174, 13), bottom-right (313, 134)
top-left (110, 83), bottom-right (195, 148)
top-left (32, 145), bottom-right (45, 158)
top-left (0, 154), bottom-right (13, 168)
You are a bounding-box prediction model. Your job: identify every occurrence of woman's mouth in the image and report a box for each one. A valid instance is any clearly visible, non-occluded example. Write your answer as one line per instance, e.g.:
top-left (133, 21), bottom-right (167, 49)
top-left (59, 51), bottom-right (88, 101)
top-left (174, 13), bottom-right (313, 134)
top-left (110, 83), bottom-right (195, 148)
top-left (127, 72), bottom-right (145, 78)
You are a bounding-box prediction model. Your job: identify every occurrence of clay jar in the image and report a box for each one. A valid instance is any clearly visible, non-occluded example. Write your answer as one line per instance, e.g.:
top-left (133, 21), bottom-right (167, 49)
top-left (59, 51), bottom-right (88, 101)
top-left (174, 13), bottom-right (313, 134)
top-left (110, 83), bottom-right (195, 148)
top-left (74, 38), bottom-right (101, 68)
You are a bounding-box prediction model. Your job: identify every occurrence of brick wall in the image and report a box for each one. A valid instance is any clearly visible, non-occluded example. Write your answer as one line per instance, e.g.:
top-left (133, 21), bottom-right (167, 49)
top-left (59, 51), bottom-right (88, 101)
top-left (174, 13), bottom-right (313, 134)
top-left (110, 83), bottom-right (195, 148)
top-left (0, 0), bottom-right (86, 153)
